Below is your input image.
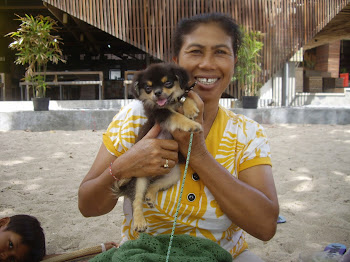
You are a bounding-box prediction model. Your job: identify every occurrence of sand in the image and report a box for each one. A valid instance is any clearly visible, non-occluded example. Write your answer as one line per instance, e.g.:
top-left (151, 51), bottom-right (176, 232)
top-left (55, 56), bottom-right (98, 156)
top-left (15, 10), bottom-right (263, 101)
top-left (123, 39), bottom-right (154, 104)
top-left (1, 124), bottom-right (349, 261)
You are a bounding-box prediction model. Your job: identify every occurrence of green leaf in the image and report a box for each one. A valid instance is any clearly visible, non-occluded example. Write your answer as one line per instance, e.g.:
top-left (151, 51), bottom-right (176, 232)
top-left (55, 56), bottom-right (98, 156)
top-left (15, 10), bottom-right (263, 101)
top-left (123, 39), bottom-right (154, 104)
top-left (234, 27), bottom-right (264, 96)
top-left (5, 14), bottom-right (66, 98)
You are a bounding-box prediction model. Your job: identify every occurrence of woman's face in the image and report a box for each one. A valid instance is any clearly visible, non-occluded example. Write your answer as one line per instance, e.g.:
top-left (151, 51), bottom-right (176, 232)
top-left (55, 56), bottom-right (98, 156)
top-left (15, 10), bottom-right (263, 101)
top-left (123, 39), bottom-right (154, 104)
top-left (175, 22), bottom-right (235, 104)
top-left (0, 220), bottom-right (29, 262)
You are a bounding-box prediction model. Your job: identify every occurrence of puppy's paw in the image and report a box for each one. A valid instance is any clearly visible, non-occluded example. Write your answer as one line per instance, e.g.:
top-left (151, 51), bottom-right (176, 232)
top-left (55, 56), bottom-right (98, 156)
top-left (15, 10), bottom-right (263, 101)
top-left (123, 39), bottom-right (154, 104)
top-left (183, 102), bottom-right (199, 120)
top-left (145, 192), bottom-right (157, 208)
top-left (186, 121), bottom-right (202, 133)
top-left (133, 216), bottom-right (148, 233)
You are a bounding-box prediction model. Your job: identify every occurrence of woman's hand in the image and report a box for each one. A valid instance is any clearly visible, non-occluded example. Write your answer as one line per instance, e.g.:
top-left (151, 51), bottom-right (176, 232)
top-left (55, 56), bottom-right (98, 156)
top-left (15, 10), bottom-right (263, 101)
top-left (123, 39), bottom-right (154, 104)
top-left (104, 241), bottom-right (118, 250)
top-left (115, 124), bottom-right (179, 179)
top-left (172, 91), bottom-right (208, 162)
top-left (79, 124), bottom-right (178, 217)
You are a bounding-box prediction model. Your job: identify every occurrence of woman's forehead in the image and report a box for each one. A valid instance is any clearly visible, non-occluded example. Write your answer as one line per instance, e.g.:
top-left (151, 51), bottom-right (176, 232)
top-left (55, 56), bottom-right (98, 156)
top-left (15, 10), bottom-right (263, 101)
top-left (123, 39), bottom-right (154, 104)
top-left (182, 23), bottom-right (234, 49)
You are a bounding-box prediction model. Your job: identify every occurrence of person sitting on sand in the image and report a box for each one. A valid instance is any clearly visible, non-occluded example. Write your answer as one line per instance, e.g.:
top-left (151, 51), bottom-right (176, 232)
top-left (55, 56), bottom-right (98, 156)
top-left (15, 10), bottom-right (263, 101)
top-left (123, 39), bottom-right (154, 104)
top-left (0, 214), bottom-right (46, 262)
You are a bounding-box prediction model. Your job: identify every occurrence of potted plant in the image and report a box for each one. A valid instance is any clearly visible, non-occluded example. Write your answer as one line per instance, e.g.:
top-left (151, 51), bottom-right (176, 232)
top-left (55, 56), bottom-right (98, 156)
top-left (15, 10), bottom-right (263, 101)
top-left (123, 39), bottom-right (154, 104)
top-left (6, 14), bottom-right (65, 111)
top-left (339, 68), bottom-right (349, 88)
top-left (233, 27), bottom-right (263, 109)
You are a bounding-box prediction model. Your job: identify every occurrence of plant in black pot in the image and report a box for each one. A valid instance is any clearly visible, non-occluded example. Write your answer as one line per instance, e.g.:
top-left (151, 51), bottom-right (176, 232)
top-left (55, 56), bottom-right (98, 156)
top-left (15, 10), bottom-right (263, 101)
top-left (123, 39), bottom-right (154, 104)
top-left (233, 27), bottom-right (263, 109)
top-left (6, 14), bottom-right (65, 111)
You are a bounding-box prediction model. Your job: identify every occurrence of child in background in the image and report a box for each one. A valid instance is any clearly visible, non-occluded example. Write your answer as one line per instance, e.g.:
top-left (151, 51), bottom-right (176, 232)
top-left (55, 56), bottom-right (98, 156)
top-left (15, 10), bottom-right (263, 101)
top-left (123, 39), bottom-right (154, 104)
top-left (0, 214), bottom-right (46, 262)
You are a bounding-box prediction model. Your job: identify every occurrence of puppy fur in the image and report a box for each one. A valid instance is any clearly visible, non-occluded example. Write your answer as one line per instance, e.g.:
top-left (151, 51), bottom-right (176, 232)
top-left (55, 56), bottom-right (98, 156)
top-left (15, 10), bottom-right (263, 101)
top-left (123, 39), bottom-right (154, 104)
top-left (112, 63), bottom-right (201, 233)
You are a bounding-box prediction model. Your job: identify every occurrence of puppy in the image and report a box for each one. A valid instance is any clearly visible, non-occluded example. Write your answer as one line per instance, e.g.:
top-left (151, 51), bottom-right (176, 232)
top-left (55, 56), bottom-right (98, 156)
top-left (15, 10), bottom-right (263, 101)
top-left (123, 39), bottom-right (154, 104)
top-left (112, 63), bottom-right (202, 233)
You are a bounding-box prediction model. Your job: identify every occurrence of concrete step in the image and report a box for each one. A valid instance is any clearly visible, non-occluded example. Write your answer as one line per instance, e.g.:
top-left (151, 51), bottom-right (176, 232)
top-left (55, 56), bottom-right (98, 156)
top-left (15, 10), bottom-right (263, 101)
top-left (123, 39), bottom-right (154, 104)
top-left (1, 103), bottom-right (349, 131)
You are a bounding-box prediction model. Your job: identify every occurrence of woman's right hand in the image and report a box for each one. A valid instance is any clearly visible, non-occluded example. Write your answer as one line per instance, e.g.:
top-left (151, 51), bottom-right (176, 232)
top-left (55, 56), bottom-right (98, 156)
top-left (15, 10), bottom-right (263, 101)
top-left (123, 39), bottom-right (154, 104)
top-left (78, 123), bottom-right (179, 217)
top-left (114, 124), bottom-right (179, 179)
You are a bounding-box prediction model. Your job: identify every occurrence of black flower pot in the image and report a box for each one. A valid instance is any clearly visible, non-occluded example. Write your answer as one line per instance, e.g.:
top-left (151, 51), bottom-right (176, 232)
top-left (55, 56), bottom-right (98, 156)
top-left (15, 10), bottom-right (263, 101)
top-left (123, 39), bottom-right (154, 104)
top-left (242, 96), bottom-right (259, 109)
top-left (33, 97), bottom-right (50, 111)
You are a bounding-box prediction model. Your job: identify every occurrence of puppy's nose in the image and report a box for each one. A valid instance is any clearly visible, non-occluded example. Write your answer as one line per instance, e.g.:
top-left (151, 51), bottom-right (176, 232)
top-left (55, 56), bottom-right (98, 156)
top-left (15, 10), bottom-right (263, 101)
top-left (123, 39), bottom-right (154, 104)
top-left (154, 89), bottom-right (162, 97)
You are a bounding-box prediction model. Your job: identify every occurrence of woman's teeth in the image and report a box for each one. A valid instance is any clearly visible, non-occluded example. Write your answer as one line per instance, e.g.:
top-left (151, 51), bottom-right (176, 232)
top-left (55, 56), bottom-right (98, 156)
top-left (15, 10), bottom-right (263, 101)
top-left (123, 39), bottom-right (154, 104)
top-left (196, 78), bottom-right (218, 85)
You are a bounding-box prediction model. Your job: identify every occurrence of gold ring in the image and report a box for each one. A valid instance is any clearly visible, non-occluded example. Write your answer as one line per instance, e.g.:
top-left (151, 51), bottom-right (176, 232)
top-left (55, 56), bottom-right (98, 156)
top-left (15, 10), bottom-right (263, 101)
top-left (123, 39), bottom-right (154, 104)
top-left (163, 159), bottom-right (169, 168)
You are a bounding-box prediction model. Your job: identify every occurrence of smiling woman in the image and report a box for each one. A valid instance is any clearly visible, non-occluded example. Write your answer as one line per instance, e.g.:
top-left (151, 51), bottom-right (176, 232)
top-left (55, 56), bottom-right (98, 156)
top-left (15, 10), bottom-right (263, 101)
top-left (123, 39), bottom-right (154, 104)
top-left (79, 13), bottom-right (279, 262)
top-left (173, 23), bottom-right (236, 107)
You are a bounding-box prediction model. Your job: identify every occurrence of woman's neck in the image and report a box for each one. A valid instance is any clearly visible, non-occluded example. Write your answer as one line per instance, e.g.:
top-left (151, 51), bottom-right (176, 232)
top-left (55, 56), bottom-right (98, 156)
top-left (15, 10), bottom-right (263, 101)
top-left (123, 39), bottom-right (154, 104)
top-left (203, 101), bottom-right (219, 138)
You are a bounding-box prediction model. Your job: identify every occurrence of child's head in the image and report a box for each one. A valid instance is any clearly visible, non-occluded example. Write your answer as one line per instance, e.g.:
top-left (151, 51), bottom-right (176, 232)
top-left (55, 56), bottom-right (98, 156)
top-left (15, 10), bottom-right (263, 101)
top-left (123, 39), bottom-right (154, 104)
top-left (0, 215), bottom-right (46, 262)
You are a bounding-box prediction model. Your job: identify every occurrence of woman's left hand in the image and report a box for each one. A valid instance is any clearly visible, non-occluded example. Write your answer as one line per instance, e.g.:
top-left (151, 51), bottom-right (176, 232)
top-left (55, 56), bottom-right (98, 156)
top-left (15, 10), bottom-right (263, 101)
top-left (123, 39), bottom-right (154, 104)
top-left (171, 91), bottom-right (208, 162)
top-left (104, 241), bottom-right (118, 250)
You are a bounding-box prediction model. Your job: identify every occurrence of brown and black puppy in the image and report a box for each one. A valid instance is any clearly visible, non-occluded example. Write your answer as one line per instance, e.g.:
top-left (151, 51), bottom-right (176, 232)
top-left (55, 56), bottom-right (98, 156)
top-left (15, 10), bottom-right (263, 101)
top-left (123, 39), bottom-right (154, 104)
top-left (112, 63), bottom-right (201, 233)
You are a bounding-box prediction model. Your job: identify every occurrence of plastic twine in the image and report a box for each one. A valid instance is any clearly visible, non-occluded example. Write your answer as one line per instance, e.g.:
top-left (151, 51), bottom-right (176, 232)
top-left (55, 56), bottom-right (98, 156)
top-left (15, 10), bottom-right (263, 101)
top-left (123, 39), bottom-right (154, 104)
top-left (165, 132), bottom-right (194, 262)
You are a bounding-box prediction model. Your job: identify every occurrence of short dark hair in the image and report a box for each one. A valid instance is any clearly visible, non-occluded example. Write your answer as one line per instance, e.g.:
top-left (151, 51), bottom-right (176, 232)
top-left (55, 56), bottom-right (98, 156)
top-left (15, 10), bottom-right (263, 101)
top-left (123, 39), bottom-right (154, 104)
top-left (173, 12), bottom-right (242, 58)
top-left (6, 215), bottom-right (46, 262)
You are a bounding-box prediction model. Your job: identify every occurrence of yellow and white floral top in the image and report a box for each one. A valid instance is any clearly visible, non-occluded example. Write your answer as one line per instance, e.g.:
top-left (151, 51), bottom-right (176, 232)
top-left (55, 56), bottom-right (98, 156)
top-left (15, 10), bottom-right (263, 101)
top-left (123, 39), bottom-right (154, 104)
top-left (103, 100), bottom-right (272, 258)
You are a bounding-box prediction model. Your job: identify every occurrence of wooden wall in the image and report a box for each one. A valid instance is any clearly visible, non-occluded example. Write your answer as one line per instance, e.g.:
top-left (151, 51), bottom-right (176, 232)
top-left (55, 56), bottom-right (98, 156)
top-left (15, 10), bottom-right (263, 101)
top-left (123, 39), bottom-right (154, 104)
top-left (315, 41), bottom-right (341, 78)
top-left (43, 0), bottom-right (350, 94)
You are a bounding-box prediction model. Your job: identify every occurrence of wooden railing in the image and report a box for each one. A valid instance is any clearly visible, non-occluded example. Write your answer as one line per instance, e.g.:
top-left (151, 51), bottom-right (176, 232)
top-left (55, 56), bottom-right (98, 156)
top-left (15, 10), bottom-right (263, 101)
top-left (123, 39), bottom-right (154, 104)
top-left (43, 0), bottom-right (350, 97)
top-left (19, 71), bottom-right (104, 100)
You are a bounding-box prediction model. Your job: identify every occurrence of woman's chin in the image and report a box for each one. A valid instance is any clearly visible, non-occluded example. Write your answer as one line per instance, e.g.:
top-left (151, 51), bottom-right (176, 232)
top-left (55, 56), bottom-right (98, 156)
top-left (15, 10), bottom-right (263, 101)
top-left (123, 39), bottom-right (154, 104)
top-left (195, 83), bottom-right (224, 101)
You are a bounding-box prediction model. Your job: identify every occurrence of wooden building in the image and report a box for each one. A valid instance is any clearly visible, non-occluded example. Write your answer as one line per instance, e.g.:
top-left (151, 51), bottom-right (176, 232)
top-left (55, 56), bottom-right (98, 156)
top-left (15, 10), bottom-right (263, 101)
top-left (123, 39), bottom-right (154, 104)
top-left (1, 0), bottom-right (350, 102)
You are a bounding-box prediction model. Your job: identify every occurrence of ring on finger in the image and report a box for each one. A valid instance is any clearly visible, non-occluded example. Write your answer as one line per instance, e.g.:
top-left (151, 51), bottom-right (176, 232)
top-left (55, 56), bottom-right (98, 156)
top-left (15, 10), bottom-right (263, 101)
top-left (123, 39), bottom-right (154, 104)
top-left (163, 159), bottom-right (169, 168)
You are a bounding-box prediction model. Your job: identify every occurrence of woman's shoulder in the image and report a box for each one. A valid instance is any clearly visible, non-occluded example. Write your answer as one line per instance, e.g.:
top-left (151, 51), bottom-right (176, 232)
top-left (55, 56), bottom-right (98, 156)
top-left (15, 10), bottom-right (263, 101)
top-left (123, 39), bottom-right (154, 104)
top-left (219, 106), bottom-right (262, 128)
top-left (218, 106), bottom-right (267, 142)
top-left (112, 100), bottom-right (146, 120)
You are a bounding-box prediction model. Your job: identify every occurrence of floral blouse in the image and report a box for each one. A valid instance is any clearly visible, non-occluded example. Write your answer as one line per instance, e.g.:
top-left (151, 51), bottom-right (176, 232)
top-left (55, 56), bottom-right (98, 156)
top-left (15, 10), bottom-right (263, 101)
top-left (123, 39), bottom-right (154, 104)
top-left (103, 100), bottom-right (272, 258)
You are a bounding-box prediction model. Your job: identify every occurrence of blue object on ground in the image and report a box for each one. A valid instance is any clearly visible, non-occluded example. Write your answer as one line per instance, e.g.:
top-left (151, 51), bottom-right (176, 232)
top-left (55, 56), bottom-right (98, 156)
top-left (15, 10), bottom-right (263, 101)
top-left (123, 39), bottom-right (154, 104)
top-left (324, 243), bottom-right (347, 255)
top-left (277, 215), bottom-right (286, 224)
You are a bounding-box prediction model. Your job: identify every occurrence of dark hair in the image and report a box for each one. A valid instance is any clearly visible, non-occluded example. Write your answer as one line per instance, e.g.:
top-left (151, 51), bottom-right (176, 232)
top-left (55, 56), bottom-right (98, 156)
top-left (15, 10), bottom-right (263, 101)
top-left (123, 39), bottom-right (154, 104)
top-left (173, 12), bottom-right (242, 58)
top-left (6, 215), bottom-right (46, 262)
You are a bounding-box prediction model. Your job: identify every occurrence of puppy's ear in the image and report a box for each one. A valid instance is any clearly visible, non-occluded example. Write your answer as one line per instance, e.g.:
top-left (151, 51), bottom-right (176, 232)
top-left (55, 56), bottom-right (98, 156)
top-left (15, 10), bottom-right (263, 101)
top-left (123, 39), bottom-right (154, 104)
top-left (132, 81), bottom-right (140, 97)
top-left (131, 73), bottom-right (142, 98)
top-left (172, 66), bottom-right (189, 90)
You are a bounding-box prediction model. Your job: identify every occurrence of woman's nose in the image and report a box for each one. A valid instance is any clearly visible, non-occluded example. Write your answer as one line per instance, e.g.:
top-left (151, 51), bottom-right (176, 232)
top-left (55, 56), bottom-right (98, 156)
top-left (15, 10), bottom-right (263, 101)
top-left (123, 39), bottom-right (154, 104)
top-left (198, 54), bottom-right (216, 70)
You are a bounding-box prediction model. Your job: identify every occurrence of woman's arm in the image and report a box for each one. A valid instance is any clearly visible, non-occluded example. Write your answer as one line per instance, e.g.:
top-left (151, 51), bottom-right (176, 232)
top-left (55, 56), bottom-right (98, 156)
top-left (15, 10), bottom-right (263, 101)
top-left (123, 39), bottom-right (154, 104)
top-left (172, 92), bottom-right (279, 241)
top-left (190, 154), bottom-right (279, 241)
top-left (78, 143), bottom-right (118, 217)
top-left (78, 124), bottom-right (179, 217)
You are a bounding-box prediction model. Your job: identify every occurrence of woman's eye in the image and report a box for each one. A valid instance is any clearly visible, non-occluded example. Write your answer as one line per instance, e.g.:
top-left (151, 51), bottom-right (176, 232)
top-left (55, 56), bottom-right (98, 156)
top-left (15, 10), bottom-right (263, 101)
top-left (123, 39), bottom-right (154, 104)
top-left (189, 49), bottom-right (201, 54)
top-left (164, 81), bottom-right (173, 88)
top-left (216, 49), bottom-right (227, 54)
top-left (9, 240), bottom-right (14, 249)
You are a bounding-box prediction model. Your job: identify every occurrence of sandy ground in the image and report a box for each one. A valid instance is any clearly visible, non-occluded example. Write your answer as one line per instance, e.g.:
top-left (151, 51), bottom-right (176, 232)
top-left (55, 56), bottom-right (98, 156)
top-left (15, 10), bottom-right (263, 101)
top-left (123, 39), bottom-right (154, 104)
top-left (0, 124), bottom-right (349, 261)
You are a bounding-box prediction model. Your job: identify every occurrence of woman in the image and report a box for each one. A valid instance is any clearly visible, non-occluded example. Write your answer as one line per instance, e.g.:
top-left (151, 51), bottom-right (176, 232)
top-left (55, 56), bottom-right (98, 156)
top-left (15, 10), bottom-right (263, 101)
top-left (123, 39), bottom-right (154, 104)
top-left (78, 13), bottom-right (279, 261)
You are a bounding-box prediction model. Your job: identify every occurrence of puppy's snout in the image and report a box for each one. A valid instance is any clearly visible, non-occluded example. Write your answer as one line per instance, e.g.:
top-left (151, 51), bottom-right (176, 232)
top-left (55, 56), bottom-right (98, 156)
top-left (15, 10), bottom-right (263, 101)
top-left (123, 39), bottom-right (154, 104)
top-left (154, 88), bottom-right (163, 97)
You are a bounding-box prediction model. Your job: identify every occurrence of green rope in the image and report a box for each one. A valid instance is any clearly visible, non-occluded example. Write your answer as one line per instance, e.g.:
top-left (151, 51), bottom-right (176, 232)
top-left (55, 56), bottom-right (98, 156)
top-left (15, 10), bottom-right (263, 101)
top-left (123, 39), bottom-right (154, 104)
top-left (165, 132), bottom-right (194, 262)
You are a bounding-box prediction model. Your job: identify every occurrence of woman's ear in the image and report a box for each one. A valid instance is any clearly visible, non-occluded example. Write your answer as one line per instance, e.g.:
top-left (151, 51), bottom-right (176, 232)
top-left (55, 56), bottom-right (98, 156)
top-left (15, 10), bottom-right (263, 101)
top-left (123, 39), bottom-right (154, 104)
top-left (172, 56), bottom-right (179, 64)
top-left (0, 217), bottom-right (10, 229)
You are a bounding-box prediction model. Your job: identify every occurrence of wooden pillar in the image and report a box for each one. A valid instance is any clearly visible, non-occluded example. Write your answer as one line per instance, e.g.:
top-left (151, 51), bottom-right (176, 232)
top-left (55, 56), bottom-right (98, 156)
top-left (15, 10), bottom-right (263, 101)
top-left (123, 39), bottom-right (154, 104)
top-left (315, 41), bottom-right (341, 78)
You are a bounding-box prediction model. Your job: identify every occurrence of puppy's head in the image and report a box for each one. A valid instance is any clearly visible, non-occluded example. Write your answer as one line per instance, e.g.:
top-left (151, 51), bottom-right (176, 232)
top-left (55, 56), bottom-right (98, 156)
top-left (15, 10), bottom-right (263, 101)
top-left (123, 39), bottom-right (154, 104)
top-left (132, 63), bottom-right (189, 109)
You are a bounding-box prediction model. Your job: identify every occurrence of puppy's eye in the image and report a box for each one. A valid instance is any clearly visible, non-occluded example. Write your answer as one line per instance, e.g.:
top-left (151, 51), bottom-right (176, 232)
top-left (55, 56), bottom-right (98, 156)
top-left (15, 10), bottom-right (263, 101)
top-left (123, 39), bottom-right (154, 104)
top-left (145, 86), bottom-right (152, 94)
top-left (164, 81), bottom-right (173, 88)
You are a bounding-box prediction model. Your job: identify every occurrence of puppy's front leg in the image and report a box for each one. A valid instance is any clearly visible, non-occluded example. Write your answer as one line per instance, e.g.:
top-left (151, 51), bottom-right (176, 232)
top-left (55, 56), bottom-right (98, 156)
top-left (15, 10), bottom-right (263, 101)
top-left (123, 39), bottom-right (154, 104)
top-left (183, 97), bottom-right (199, 120)
top-left (132, 177), bottom-right (149, 232)
top-left (165, 110), bottom-right (202, 133)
